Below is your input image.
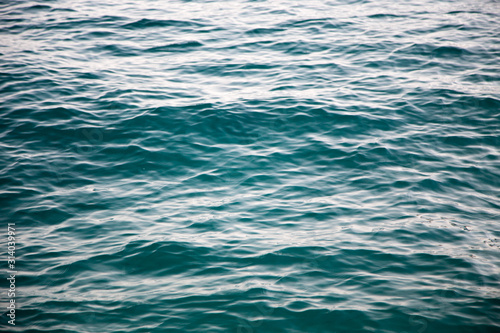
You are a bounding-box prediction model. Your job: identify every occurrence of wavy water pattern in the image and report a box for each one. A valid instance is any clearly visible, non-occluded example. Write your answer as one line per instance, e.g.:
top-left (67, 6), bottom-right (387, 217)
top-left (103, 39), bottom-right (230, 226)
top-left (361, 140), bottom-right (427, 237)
top-left (1, 0), bottom-right (499, 332)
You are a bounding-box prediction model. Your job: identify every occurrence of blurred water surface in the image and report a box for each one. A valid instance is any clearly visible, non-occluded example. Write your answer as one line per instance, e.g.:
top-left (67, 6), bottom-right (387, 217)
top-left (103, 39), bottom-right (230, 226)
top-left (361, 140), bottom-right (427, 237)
top-left (1, 0), bottom-right (500, 332)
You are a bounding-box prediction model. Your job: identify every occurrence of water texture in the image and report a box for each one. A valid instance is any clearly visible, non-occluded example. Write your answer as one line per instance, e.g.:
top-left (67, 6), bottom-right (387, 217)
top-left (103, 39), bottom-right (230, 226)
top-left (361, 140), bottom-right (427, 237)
top-left (1, 0), bottom-right (500, 332)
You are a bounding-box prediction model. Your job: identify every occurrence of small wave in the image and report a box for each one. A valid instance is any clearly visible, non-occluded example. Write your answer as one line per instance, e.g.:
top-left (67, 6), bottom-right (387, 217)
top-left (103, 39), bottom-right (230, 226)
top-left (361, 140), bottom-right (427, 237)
top-left (144, 41), bottom-right (203, 53)
top-left (121, 18), bottom-right (206, 30)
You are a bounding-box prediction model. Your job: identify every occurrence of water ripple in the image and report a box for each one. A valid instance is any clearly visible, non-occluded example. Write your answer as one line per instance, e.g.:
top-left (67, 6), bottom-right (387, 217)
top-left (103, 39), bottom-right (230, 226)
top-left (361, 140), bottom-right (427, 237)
top-left (1, 0), bottom-right (499, 332)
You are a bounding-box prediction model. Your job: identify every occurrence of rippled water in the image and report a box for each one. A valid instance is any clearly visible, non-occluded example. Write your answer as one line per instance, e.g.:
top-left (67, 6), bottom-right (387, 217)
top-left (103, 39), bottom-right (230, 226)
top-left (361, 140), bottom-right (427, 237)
top-left (1, 0), bottom-right (500, 332)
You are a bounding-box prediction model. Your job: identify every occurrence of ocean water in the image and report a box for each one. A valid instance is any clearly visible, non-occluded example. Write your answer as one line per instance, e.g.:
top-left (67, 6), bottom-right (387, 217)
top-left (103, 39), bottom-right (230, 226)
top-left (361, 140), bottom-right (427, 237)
top-left (1, 0), bottom-right (500, 332)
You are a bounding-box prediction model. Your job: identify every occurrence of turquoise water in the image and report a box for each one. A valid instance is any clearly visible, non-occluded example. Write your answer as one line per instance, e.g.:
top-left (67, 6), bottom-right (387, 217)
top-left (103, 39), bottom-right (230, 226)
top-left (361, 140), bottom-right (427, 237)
top-left (1, 0), bottom-right (500, 332)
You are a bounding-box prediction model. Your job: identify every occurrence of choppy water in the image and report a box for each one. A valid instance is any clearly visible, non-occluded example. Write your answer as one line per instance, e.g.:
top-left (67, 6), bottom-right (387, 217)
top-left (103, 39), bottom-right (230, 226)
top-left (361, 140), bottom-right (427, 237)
top-left (1, 0), bottom-right (500, 332)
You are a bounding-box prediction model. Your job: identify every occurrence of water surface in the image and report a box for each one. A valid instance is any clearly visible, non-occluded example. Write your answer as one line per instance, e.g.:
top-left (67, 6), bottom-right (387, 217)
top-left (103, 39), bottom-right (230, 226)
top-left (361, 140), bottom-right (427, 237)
top-left (1, 0), bottom-right (499, 332)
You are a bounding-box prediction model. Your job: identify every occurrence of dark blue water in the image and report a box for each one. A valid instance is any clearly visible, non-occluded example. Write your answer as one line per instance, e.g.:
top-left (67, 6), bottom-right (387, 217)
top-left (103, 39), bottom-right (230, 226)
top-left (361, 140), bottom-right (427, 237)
top-left (1, 0), bottom-right (500, 332)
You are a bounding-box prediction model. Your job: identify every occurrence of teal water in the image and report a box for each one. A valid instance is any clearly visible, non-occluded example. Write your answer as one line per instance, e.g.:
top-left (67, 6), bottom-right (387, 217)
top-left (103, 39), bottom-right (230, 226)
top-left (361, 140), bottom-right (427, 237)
top-left (1, 0), bottom-right (500, 332)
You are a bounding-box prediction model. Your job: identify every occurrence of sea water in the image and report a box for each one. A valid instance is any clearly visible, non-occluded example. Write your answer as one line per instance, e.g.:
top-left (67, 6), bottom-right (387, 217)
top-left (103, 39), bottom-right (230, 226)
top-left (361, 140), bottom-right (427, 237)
top-left (1, 0), bottom-right (499, 332)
